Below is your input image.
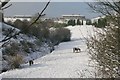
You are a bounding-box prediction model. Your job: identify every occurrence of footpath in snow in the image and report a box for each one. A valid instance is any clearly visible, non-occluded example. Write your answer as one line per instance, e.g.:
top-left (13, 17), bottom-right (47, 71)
top-left (1, 25), bottom-right (97, 78)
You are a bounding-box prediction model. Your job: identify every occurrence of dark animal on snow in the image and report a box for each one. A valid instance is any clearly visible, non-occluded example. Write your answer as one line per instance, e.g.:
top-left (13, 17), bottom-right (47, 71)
top-left (73, 47), bottom-right (81, 53)
top-left (50, 47), bottom-right (55, 53)
top-left (29, 60), bottom-right (34, 66)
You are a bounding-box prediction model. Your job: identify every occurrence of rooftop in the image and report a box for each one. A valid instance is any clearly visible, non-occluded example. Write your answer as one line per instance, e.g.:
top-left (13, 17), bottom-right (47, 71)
top-left (4, 15), bottom-right (32, 18)
top-left (62, 14), bottom-right (85, 17)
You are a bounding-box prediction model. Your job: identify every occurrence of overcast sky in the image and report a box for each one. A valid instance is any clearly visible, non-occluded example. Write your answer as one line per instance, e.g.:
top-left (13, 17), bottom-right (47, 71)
top-left (9, 0), bottom-right (98, 2)
top-left (4, 2), bottom-right (102, 19)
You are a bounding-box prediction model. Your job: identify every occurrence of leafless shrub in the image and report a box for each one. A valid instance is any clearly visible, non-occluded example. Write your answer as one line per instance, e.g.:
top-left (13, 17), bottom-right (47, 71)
top-left (8, 54), bottom-right (23, 69)
top-left (2, 42), bottom-right (20, 56)
top-left (87, 15), bottom-right (120, 78)
top-left (87, 1), bottom-right (120, 78)
top-left (49, 27), bottom-right (71, 45)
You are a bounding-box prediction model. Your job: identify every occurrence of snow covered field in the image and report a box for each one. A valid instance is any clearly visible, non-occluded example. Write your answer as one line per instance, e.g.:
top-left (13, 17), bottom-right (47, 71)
top-left (1, 25), bottom-right (97, 78)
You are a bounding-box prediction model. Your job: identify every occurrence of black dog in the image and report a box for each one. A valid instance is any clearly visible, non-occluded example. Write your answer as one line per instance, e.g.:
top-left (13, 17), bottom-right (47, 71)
top-left (29, 60), bottom-right (34, 66)
top-left (73, 47), bottom-right (81, 53)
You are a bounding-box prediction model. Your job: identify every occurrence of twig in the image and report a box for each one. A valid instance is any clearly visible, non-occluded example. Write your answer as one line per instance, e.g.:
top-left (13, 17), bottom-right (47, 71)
top-left (1, 0), bottom-right (51, 43)
top-left (29, 0), bottom-right (51, 26)
top-left (1, 3), bottom-right (12, 10)
top-left (0, 31), bottom-right (20, 43)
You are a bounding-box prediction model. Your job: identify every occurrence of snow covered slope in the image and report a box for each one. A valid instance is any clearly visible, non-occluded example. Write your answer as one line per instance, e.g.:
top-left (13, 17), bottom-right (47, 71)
top-left (1, 25), bottom-right (97, 78)
top-left (1, 22), bottom-right (52, 74)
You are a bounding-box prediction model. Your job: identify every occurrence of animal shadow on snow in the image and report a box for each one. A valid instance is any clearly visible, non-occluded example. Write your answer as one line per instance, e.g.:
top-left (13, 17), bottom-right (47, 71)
top-left (22, 63), bottom-right (48, 69)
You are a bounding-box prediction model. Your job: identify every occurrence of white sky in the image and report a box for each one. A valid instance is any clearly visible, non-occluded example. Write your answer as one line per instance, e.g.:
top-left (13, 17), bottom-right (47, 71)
top-left (4, 2), bottom-right (102, 19)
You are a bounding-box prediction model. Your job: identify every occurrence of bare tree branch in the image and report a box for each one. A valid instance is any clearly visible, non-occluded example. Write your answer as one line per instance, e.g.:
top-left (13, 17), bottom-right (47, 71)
top-left (0, 31), bottom-right (20, 43)
top-left (87, 1), bottom-right (120, 77)
top-left (1, 3), bottom-right (12, 10)
top-left (29, 0), bottom-right (51, 26)
top-left (0, 0), bottom-right (10, 8)
top-left (1, 0), bottom-right (51, 43)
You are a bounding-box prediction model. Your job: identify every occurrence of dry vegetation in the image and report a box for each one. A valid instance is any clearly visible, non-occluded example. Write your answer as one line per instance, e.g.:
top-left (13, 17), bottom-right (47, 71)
top-left (87, 1), bottom-right (120, 78)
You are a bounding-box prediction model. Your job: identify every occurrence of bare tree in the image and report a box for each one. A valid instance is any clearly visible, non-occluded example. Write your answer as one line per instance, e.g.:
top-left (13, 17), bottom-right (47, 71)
top-left (0, 0), bottom-right (10, 22)
top-left (87, 0), bottom-right (120, 78)
top-left (0, 0), bottom-right (51, 43)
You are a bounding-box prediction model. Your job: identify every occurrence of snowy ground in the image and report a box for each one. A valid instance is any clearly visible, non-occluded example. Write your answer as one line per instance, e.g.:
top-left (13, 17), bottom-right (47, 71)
top-left (1, 25), bottom-right (97, 78)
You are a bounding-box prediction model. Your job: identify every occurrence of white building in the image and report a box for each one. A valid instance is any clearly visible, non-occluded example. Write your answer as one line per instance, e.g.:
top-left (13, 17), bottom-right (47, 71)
top-left (62, 14), bottom-right (86, 23)
top-left (4, 14), bottom-right (87, 25)
top-left (53, 14), bottom-right (86, 25)
top-left (4, 15), bottom-right (32, 22)
top-left (91, 16), bottom-right (105, 23)
top-left (53, 17), bottom-right (65, 24)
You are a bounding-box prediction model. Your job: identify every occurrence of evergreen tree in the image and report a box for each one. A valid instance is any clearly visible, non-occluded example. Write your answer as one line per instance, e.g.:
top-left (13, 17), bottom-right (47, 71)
top-left (76, 19), bottom-right (81, 25)
top-left (68, 19), bottom-right (75, 26)
top-left (97, 19), bottom-right (102, 28)
top-left (92, 22), bottom-right (97, 27)
top-left (97, 18), bottom-right (107, 28)
top-left (81, 20), bottom-right (84, 25)
top-left (68, 20), bottom-right (72, 26)
top-left (72, 20), bottom-right (76, 26)
top-left (86, 20), bottom-right (92, 25)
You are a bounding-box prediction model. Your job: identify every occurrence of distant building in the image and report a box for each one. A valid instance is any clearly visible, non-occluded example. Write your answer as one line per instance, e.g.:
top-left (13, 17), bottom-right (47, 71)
top-left (53, 17), bottom-right (65, 24)
top-left (62, 14), bottom-right (86, 24)
top-left (53, 14), bottom-right (86, 25)
top-left (62, 14), bottom-right (85, 20)
top-left (4, 15), bottom-right (32, 22)
top-left (91, 16), bottom-right (105, 23)
top-left (4, 14), bottom-right (87, 25)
